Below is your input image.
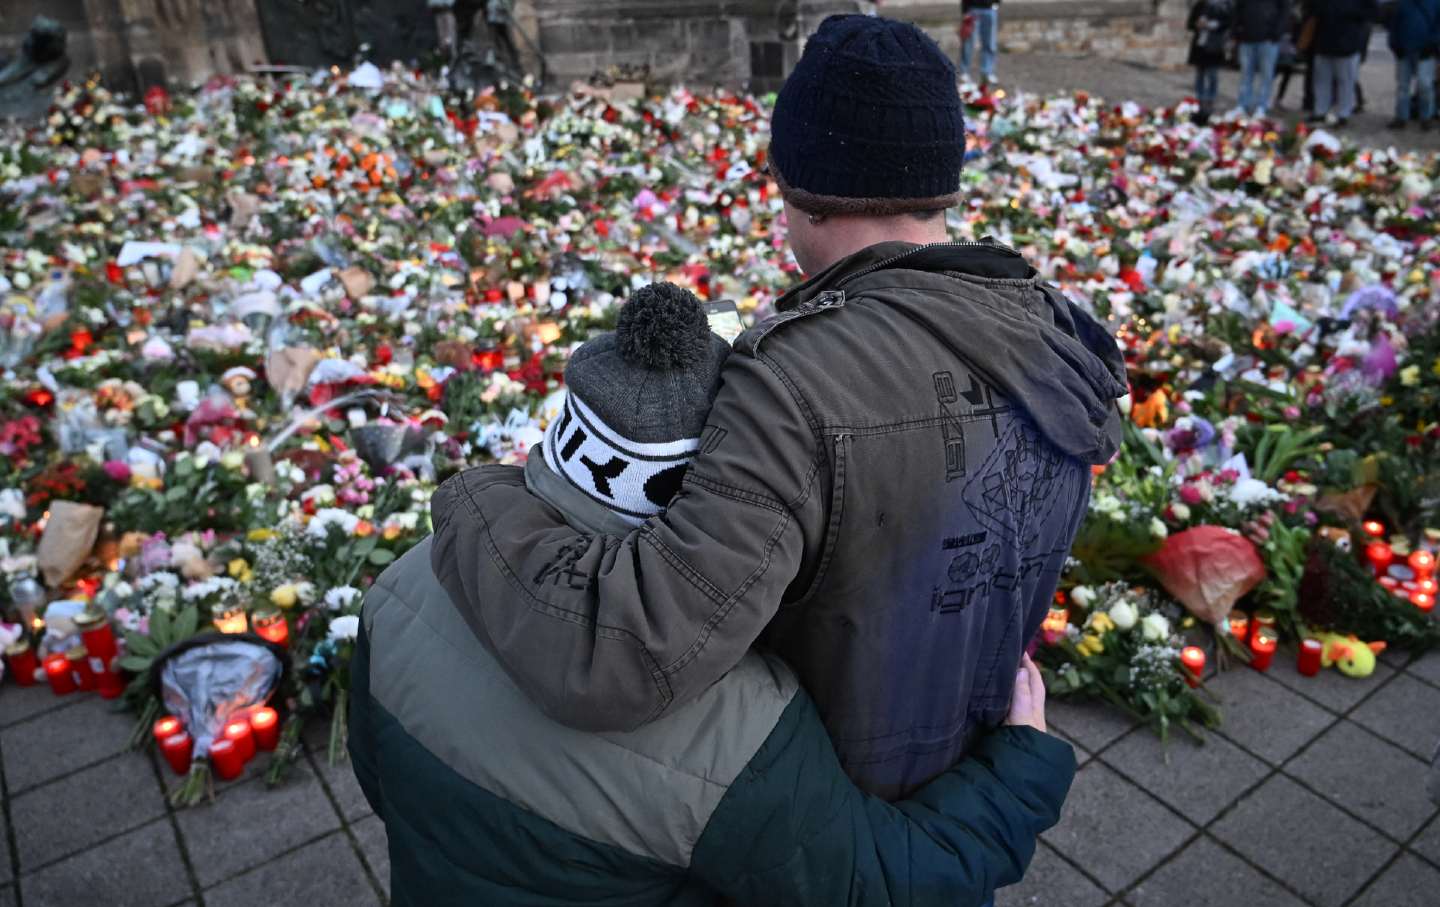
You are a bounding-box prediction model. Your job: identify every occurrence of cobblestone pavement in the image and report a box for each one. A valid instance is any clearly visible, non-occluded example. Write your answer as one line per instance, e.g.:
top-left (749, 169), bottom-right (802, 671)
top-left (2, 643), bottom-right (1437, 905)
top-left (996, 33), bottom-right (1440, 155)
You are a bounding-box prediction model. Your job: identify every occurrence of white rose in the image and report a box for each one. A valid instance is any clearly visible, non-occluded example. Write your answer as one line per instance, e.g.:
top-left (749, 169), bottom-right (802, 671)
top-left (1108, 599), bottom-right (1139, 631)
top-left (327, 614), bottom-right (360, 642)
top-left (1171, 502), bottom-right (1192, 521)
top-left (1141, 613), bottom-right (1171, 642)
top-left (1070, 586), bottom-right (1096, 609)
top-left (1150, 518), bottom-right (1169, 539)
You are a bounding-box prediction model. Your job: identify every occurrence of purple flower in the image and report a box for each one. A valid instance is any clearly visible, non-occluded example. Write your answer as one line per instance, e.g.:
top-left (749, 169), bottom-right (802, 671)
top-left (1362, 333), bottom-right (1398, 383)
top-left (1166, 416), bottom-right (1216, 453)
top-left (1340, 285), bottom-right (1399, 321)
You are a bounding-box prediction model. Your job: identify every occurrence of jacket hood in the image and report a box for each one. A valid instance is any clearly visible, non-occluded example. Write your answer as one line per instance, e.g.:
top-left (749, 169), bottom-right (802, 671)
top-left (781, 240), bottom-right (1128, 464)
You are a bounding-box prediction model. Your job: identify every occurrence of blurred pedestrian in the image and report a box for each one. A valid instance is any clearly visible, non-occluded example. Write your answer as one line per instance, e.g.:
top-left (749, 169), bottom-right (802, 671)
top-left (1386, 0), bottom-right (1440, 129)
top-left (1189, 0), bottom-right (1234, 123)
top-left (1234, 0), bottom-right (1290, 116)
top-left (1309, 0), bottom-right (1378, 126)
top-left (959, 0), bottom-right (1000, 86)
top-left (1272, 4), bottom-right (1306, 111)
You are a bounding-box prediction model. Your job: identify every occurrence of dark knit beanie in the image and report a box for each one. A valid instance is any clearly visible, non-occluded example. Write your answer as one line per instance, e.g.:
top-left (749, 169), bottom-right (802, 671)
top-left (769, 14), bottom-right (965, 217)
top-left (544, 283), bottom-right (731, 523)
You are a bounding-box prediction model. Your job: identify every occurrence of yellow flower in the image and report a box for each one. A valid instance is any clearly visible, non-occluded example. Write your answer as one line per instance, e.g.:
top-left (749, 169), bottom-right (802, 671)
top-left (1400, 365), bottom-right (1421, 387)
top-left (1087, 612), bottom-right (1117, 634)
top-left (270, 585), bottom-right (299, 609)
top-left (1432, 357), bottom-right (1440, 378)
top-left (247, 529), bottom-right (276, 542)
top-left (1380, 396), bottom-right (1394, 406)
top-left (227, 559), bottom-right (253, 583)
top-left (1077, 635), bottom-right (1105, 657)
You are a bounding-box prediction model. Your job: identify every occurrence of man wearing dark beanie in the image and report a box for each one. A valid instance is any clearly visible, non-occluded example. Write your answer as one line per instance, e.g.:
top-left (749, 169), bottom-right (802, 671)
top-left (435, 8), bottom-right (1123, 852)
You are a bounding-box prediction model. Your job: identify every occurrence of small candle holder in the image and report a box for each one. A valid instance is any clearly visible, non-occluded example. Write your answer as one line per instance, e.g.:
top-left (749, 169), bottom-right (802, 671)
top-left (153, 715), bottom-right (184, 746)
top-left (1250, 627), bottom-right (1279, 672)
top-left (1226, 609), bottom-right (1249, 642)
top-left (160, 732), bottom-right (194, 775)
top-left (250, 707), bottom-right (281, 751)
top-left (65, 646), bottom-right (96, 692)
top-left (252, 608), bottom-right (290, 648)
top-left (74, 608), bottom-right (118, 662)
top-left (213, 605), bottom-right (248, 635)
top-left (1041, 607), bottom-right (1069, 645)
top-left (1180, 646), bottom-right (1206, 688)
top-left (1361, 520), bottom-right (1385, 539)
top-left (209, 738), bottom-right (245, 781)
top-left (1298, 638), bottom-right (1323, 677)
top-left (1366, 542), bottom-right (1395, 578)
top-left (4, 640), bottom-right (39, 687)
top-left (44, 653), bottom-right (78, 696)
top-left (223, 718), bottom-right (256, 763)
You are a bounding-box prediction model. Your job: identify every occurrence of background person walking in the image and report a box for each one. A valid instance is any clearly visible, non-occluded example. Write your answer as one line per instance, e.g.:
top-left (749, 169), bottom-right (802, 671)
top-left (1233, 0), bottom-right (1291, 116)
top-left (1386, 0), bottom-right (1440, 130)
top-left (1188, 0), bottom-right (1234, 123)
top-left (959, 0), bottom-right (1001, 86)
top-left (1309, 0), bottom-right (1378, 126)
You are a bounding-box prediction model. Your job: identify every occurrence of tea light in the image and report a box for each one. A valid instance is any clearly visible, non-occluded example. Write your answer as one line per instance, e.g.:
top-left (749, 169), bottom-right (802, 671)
top-left (1250, 627), bottom-right (1279, 672)
top-left (1410, 550), bottom-right (1436, 580)
top-left (252, 608), bottom-right (289, 647)
top-left (213, 605), bottom-right (248, 635)
top-left (1418, 578), bottom-right (1438, 597)
top-left (44, 653), bottom-right (78, 695)
top-left (74, 608), bottom-right (118, 661)
top-left (1041, 607), bottom-right (1069, 645)
top-left (1227, 610), bottom-right (1249, 642)
top-left (250, 707), bottom-right (280, 751)
top-left (223, 718), bottom-right (256, 763)
top-left (209, 737), bottom-right (245, 781)
top-left (1361, 520), bottom-right (1385, 539)
top-left (1298, 638), bottom-right (1324, 676)
top-left (4, 641), bottom-right (39, 687)
top-left (153, 715), bottom-right (184, 746)
top-left (1180, 646), bottom-right (1206, 688)
top-left (1252, 609), bottom-right (1277, 645)
top-left (1366, 543), bottom-right (1394, 577)
top-left (1413, 591), bottom-right (1435, 613)
top-left (160, 732), bottom-right (194, 775)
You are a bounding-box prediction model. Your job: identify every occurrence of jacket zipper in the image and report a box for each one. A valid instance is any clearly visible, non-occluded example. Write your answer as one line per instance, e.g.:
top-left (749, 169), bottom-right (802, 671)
top-left (840, 239), bottom-right (1024, 287)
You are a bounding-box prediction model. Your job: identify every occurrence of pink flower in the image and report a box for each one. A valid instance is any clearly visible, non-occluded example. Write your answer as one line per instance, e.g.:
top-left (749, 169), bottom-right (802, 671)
top-left (1283, 405), bottom-right (1301, 421)
top-left (102, 460), bottom-right (132, 483)
top-left (1179, 484), bottom-right (1205, 506)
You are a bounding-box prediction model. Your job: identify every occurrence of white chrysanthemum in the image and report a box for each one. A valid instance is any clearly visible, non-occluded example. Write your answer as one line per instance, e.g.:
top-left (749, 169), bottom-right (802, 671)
top-left (327, 614), bottom-right (360, 642)
top-left (324, 586), bottom-right (362, 612)
top-left (308, 508), bottom-right (361, 538)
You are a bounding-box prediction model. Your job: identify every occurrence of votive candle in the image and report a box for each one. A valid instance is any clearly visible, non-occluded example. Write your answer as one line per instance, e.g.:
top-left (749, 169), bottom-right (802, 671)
top-left (1413, 591), bottom-right (1435, 613)
top-left (1250, 627), bottom-right (1279, 672)
top-left (95, 658), bottom-right (125, 699)
top-left (209, 737), bottom-right (245, 781)
top-left (44, 653), bottom-right (77, 695)
top-left (1366, 542), bottom-right (1395, 578)
top-left (66, 646), bottom-right (96, 692)
top-left (1227, 610), bottom-right (1249, 642)
top-left (4, 641), bottom-right (38, 687)
top-left (153, 715), bottom-right (184, 746)
top-left (250, 707), bottom-right (280, 751)
top-left (223, 718), bottom-right (256, 763)
top-left (1361, 520), bottom-right (1385, 539)
top-left (1298, 638), bottom-right (1324, 676)
top-left (252, 609), bottom-right (289, 648)
top-left (160, 732), bottom-right (194, 775)
top-left (1410, 550), bottom-right (1436, 581)
top-left (74, 609), bottom-right (118, 661)
top-left (1180, 646), bottom-right (1206, 688)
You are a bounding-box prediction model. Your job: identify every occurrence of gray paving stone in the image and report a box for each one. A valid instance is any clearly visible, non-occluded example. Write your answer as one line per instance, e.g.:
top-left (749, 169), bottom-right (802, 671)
top-left (1211, 775), bottom-right (1395, 907)
top-left (10, 752), bottom-right (164, 871)
top-left (1049, 726), bottom-right (1092, 766)
top-left (1206, 665), bottom-right (1333, 765)
top-left (1285, 720), bottom-right (1438, 841)
top-left (1127, 836), bottom-right (1306, 907)
top-left (1350, 673), bottom-right (1440, 760)
top-left (1265, 643), bottom-right (1396, 715)
top-left (1350, 853), bottom-right (1440, 907)
top-left (0, 809), bottom-right (10, 885)
top-left (1046, 699), bottom-right (1138, 754)
top-left (352, 814), bottom-right (391, 898)
top-left (996, 841), bottom-right (1106, 907)
top-left (310, 748), bottom-right (372, 822)
top-left (1407, 650), bottom-right (1440, 688)
top-left (0, 683), bottom-right (75, 729)
top-left (203, 832), bottom-right (381, 907)
top-left (1042, 762), bottom-right (1195, 894)
top-left (1100, 727), bottom-right (1267, 826)
top-left (22, 817), bottom-right (191, 907)
top-left (2, 695), bottom-right (135, 793)
top-left (1412, 816), bottom-right (1440, 867)
top-left (178, 763), bottom-right (341, 887)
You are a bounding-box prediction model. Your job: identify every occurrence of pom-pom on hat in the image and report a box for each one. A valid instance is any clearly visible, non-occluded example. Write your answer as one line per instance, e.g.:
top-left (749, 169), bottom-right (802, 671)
top-left (769, 14), bottom-right (966, 217)
top-left (544, 283), bottom-right (731, 523)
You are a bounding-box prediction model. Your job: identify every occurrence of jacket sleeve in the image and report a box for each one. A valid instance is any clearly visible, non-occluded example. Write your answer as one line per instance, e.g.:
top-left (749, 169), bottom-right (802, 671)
top-left (430, 351), bottom-right (825, 732)
top-left (346, 616), bottom-right (385, 818)
top-left (690, 696), bottom-right (1077, 907)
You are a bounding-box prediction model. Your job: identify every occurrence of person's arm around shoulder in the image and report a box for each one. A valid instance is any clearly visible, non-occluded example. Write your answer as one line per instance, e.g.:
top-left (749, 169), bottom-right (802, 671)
top-left (690, 657), bottom-right (1075, 907)
top-left (432, 350), bottom-right (825, 732)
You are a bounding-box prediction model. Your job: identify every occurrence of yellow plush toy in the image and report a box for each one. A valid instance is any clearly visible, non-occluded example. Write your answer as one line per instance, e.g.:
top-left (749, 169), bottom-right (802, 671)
top-left (1317, 632), bottom-right (1387, 678)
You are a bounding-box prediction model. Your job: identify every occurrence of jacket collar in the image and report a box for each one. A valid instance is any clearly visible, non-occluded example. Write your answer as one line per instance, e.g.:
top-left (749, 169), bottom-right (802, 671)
top-left (524, 447), bottom-right (637, 536)
top-left (776, 239), bottom-right (1036, 312)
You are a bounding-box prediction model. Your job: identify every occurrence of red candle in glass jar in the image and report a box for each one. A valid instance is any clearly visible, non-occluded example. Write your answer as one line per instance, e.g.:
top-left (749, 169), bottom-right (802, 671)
top-left (250, 707), bottom-right (280, 751)
top-left (5, 641), bottom-right (39, 686)
top-left (1250, 627), bottom-right (1279, 672)
top-left (1298, 638), bottom-right (1324, 676)
top-left (44, 653), bottom-right (78, 695)
top-left (95, 658), bottom-right (125, 699)
top-left (1361, 520), bottom-right (1385, 539)
top-left (1410, 550), bottom-right (1436, 581)
top-left (1227, 610), bottom-right (1249, 642)
top-left (74, 609), bottom-right (118, 662)
top-left (209, 737), bottom-right (245, 781)
top-left (153, 715), bottom-right (183, 747)
top-left (1180, 646), bottom-right (1206, 688)
top-left (66, 646), bottom-right (96, 692)
top-left (1419, 578), bottom-right (1438, 597)
top-left (252, 609), bottom-right (289, 648)
top-left (474, 346), bottom-right (505, 373)
top-left (1366, 543), bottom-right (1394, 577)
top-left (223, 718), bottom-right (256, 763)
top-left (160, 732), bottom-right (194, 775)
top-left (1413, 591), bottom-right (1435, 613)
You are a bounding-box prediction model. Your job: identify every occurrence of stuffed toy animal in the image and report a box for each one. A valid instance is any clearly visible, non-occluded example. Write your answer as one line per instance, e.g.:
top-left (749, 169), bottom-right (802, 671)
top-left (1317, 631), bottom-right (1387, 678)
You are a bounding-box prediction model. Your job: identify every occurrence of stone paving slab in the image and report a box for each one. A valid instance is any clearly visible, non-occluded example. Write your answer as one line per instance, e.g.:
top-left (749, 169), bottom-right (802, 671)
top-left (20, 817), bottom-right (191, 907)
top-left (1126, 836), bottom-right (1307, 907)
top-left (0, 683), bottom-right (73, 730)
top-left (1350, 853), bottom-right (1440, 907)
top-left (996, 841), bottom-right (1107, 907)
top-left (1205, 666), bottom-right (1334, 766)
top-left (203, 832), bottom-right (381, 907)
top-left (1042, 762), bottom-right (1195, 894)
top-left (1046, 699), bottom-right (1137, 754)
top-left (1406, 650), bottom-right (1440, 689)
top-left (1266, 644), bottom-right (1397, 715)
top-left (1284, 720), bottom-right (1438, 842)
top-left (1411, 816), bottom-right (1440, 867)
top-left (3, 695), bottom-right (136, 794)
top-left (1210, 775), bottom-right (1396, 907)
top-left (351, 814), bottom-right (391, 899)
top-left (9, 751), bottom-right (164, 872)
top-left (1349, 673), bottom-right (1440, 761)
top-left (1099, 728), bottom-right (1267, 827)
top-left (0, 807), bottom-right (10, 886)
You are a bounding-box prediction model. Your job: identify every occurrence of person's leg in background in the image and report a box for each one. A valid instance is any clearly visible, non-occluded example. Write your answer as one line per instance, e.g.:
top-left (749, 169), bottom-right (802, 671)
top-left (977, 8), bottom-right (999, 85)
top-left (1256, 40), bottom-right (1280, 116)
top-left (1302, 50), bottom-right (1316, 114)
top-left (1238, 42), bottom-right (1259, 114)
top-left (1311, 54), bottom-right (1335, 120)
top-left (1393, 54), bottom-right (1416, 127)
top-left (1334, 52), bottom-right (1360, 122)
top-left (959, 15), bottom-right (976, 82)
top-left (1418, 55), bottom-right (1437, 129)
